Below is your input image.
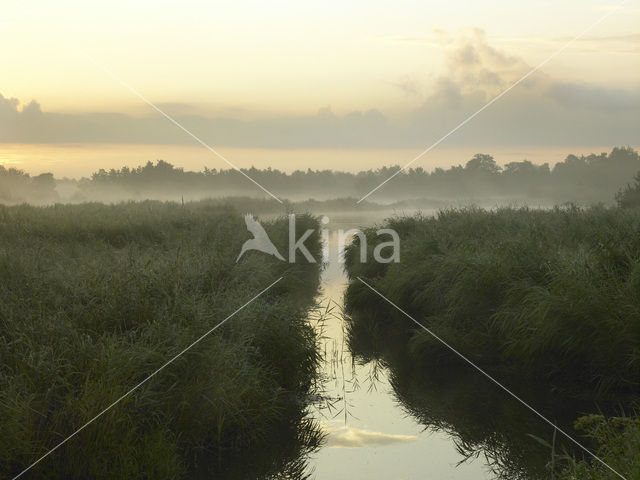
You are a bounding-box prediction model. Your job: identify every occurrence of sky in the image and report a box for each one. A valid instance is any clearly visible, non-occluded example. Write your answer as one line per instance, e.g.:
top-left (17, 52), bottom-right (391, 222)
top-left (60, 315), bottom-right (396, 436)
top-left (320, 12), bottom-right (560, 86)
top-left (0, 0), bottom-right (639, 174)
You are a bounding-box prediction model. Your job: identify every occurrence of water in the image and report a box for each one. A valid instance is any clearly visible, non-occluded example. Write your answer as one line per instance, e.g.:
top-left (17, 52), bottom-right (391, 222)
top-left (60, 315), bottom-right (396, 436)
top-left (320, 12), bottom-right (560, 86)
top-left (302, 210), bottom-right (604, 480)
top-left (305, 210), bottom-right (492, 479)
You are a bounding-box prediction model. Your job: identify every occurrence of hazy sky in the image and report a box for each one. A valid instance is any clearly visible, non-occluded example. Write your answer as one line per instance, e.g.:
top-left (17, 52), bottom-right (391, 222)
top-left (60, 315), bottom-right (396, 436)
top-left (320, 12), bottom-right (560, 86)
top-left (1, 0), bottom-right (639, 161)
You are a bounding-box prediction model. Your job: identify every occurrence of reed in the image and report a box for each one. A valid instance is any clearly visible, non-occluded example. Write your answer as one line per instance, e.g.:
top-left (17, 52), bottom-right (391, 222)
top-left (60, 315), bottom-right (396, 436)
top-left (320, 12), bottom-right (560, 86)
top-left (0, 200), bottom-right (323, 479)
top-left (344, 206), bottom-right (640, 393)
top-left (344, 205), bottom-right (640, 478)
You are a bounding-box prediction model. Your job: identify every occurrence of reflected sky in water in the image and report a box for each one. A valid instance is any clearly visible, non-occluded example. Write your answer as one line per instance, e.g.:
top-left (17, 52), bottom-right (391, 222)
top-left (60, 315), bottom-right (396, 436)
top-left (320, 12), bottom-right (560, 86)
top-left (307, 210), bottom-right (492, 479)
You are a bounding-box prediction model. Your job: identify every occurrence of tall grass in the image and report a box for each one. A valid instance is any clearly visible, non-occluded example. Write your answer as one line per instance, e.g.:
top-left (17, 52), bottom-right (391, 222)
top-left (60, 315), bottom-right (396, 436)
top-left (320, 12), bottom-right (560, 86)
top-left (0, 200), bottom-right (323, 479)
top-left (558, 414), bottom-right (640, 479)
top-left (344, 205), bottom-right (640, 478)
top-left (344, 206), bottom-right (640, 394)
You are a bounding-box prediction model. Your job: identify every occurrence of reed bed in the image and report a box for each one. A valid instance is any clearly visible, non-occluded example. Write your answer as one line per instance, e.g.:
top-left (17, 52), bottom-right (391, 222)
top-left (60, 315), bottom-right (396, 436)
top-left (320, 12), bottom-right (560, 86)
top-left (0, 200), bottom-right (323, 479)
top-left (344, 206), bottom-right (640, 478)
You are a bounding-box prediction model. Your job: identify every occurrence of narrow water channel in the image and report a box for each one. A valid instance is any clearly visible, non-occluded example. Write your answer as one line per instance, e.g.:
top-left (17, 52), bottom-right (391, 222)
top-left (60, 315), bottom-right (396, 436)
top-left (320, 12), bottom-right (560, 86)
top-left (303, 210), bottom-right (607, 480)
top-left (306, 210), bottom-right (492, 479)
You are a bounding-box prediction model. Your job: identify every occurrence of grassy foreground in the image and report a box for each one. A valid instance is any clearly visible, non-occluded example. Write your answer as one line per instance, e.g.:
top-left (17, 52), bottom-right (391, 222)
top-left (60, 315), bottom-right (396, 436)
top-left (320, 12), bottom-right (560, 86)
top-left (344, 206), bottom-right (640, 478)
top-left (0, 201), bottom-right (323, 479)
top-left (557, 415), bottom-right (640, 480)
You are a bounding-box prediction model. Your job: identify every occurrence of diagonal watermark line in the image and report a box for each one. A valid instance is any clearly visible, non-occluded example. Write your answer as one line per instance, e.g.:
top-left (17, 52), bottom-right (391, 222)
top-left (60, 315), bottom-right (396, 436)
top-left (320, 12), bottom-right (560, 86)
top-left (356, 276), bottom-right (628, 480)
top-left (357, 0), bottom-right (628, 203)
top-left (17, 5), bottom-right (283, 203)
top-left (11, 276), bottom-right (283, 480)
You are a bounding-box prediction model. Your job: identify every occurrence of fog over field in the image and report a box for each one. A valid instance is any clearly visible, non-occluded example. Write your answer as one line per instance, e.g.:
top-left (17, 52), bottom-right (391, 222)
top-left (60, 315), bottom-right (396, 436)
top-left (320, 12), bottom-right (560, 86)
top-left (1, 147), bottom-right (639, 209)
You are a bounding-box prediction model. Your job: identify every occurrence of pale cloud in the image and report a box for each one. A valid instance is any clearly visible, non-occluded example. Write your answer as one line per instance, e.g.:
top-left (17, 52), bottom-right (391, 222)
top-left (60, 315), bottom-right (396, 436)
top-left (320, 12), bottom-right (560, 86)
top-left (547, 83), bottom-right (640, 112)
top-left (326, 427), bottom-right (418, 448)
top-left (1, 30), bottom-right (638, 149)
top-left (405, 28), bottom-right (533, 100)
top-left (553, 33), bottom-right (640, 54)
top-left (1, 82), bottom-right (638, 148)
top-left (394, 75), bottom-right (423, 98)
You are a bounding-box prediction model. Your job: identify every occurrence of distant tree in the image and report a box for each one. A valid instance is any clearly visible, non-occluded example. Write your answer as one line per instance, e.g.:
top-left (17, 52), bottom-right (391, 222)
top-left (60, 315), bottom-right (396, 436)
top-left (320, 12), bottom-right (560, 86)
top-left (31, 173), bottom-right (58, 201)
top-left (0, 167), bottom-right (57, 203)
top-left (503, 160), bottom-right (536, 176)
top-left (9, 146), bottom-right (633, 205)
top-left (616, 171), bottom-right (640, 208)
top-left (465, 154), bottom-right (501, 175)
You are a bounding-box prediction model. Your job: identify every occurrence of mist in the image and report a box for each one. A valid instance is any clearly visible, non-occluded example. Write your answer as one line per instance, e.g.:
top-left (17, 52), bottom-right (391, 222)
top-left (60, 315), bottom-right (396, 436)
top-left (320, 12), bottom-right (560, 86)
top-left (2, 147), bottom-right (638, 210)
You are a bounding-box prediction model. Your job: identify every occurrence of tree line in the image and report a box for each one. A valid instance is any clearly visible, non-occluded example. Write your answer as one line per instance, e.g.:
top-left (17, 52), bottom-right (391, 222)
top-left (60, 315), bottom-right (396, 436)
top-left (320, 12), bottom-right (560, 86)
top-left (1, 147), bottom-right (638, 204)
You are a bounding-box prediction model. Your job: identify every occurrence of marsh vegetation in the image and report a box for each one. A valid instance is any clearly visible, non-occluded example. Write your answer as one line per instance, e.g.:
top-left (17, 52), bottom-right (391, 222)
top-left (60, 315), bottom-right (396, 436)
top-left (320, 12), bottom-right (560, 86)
top-left (0, 201), bottom-right (324, 479)
top-left (344, 206), bottom-right (640, 479)
top-left (3, 151), bottom-right (640, 479)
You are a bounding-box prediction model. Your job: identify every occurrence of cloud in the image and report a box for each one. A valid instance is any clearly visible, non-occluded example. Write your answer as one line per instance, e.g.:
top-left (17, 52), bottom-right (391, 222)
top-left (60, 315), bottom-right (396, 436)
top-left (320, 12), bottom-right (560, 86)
top-left (547, 82), bottom-right (640, 112)
top-left (0, 30), bottom-right (638, 149)
top-left (394, 28), bottom-right (532, 102)
top-left (553, 33), bottom-right (640, 54)
top-left (397, 28), bottom-right (639, 147)
top-left (326, 427), bottom-right (417, 448)
top-left (394, 75), bottom-right (423, 97)
top-left (401, 28), bottom-right (533, 102)
top-left (0, 93), bottom-right (397, 147)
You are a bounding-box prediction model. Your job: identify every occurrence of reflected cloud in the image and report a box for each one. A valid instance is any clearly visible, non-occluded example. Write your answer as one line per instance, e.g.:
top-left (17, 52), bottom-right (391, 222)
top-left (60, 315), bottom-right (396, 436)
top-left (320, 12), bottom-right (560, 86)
top-left (326, 427), bottom-right (417, 448)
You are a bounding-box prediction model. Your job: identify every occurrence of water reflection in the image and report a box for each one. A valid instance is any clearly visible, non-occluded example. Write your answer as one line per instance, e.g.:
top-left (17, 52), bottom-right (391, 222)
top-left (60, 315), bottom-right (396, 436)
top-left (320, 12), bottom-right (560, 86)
top-left (306, 209), bottom-right (627, 480)
top-left (254, 209), bottom-right (603, 479)
top-left (308, 210), bottom-right (492, 479)
top-left (206, 408), bottom-right (323, 480)
top-left (345, 297), bottom-right (625, 479)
